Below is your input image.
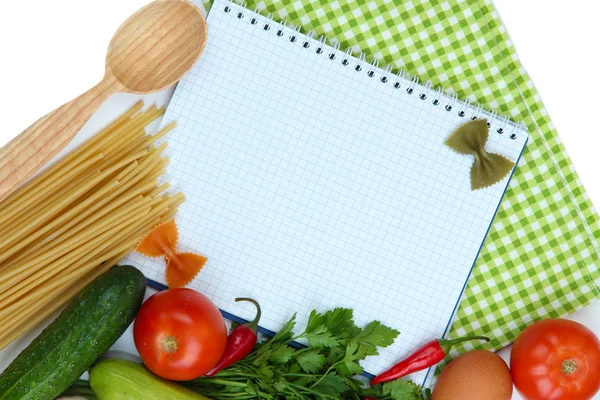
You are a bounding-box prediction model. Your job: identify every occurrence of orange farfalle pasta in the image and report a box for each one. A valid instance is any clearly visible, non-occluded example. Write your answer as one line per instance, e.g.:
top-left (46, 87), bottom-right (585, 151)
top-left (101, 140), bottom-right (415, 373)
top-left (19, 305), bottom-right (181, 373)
top-left (136, 219), bottom-right (208, 288)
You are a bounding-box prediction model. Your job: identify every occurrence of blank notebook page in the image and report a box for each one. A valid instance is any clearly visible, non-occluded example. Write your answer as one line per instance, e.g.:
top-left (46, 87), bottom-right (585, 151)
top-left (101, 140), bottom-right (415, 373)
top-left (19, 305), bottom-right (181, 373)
top-left (127, 0), bottom-right (528, 384)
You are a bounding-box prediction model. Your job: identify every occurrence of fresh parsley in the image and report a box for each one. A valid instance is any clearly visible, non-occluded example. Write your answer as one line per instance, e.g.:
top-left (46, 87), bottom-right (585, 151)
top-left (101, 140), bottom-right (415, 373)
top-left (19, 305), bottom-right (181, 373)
top-left (183, 308), bottom-right (427, 400)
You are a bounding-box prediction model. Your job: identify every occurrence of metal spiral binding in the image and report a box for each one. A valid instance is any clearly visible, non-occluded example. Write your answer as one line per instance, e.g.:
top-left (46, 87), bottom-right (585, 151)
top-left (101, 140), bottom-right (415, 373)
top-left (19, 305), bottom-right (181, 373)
top-left (473, 103), bottom-right (483, 119)
top-left (513, 122), bottom-right (526, 140)
top-left (472, 103), bottom-right (485, 123)
top-left (250, 8), bottom-right (261, 25)
top-left (263, 13), bottom-right (272, 30)
top-left (497, 115), bottom-right (510, 134)
top-left (457, 99), bottom-right (471, 118)
top-left (432, 86), bottom-right (444, 106)
top-left (303, 32), bottom-right (316, 48)
top-left (223, 1), bottom-right (517, 140)
top-left (329, 42), bottom-right (340, 60)
top-left (393, 70), bottom-right (406, 89)
top-left (420, 82), bottom-right (432, 100)
top-left (341, 48), bottom-right (352, 66)
top-left (445, 94), bottom-right (458, 112)
top-left (367, 59), bottom-right (379, 78)
top-left (406, 76), bottom-right (418, 94)
top-left (316, 36), bottom-right (327, 54)
top-left (354, 53), bottom-right (366, 72)
top-left (236, 2), bottom-right (247, 19)
top-left (489, 109), bottom-right (499, 128)
top-left (289, 26), bottom-right (301, 43)
top-left (381, 65), bottom-right (393, 83)
top-left (276, 19), bottom-right (288, 37)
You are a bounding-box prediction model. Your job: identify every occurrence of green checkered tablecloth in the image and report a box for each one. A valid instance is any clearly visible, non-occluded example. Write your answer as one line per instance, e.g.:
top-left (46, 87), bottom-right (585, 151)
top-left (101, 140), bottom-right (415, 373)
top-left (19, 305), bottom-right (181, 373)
top-left (201, 0), bottom-right (600, 359)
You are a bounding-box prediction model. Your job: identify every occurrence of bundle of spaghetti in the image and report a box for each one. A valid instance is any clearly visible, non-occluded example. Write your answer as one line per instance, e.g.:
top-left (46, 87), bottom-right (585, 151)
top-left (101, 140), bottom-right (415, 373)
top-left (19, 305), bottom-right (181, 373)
top-left (0, 102), bottom-right (184, 350)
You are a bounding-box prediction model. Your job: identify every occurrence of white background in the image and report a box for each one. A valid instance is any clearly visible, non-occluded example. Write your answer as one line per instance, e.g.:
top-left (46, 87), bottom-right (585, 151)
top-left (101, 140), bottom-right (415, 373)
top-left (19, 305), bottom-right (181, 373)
top-left (0, 1), bottom-right (599, 399)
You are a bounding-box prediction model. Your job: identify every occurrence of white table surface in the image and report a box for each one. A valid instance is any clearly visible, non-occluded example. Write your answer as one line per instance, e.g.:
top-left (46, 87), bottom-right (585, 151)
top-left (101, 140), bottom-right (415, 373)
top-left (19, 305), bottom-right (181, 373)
top-left (1, 1), bottom-right (599, 399)
top-left (492, 1), bottom-right (600, 397)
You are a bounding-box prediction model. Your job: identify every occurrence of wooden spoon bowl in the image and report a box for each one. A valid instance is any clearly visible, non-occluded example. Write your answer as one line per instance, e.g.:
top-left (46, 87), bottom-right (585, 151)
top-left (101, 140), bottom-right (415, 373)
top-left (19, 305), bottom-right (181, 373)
top-left (108, 0), bottom-right (207, 93)
top-left (0, 0), bottom-right (208, 203)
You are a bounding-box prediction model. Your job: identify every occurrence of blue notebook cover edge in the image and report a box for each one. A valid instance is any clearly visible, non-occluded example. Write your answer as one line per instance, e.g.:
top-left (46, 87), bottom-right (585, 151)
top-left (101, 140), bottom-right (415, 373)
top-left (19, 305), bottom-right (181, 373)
top-left (421, 136), bottom-right (529, 386)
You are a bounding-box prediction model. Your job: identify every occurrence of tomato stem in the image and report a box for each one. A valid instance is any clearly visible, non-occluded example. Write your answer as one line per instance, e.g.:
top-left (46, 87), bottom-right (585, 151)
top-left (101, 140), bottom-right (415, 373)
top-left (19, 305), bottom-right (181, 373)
top-left (161, 335), bottom-right (179, 353)
top-left (561, 359), bottom-right (578, 375)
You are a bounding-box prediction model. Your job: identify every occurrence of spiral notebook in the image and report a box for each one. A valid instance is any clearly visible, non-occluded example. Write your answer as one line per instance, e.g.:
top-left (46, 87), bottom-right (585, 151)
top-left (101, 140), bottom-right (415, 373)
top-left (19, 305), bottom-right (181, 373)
top-left (127, 0), bottom-right (529, 384)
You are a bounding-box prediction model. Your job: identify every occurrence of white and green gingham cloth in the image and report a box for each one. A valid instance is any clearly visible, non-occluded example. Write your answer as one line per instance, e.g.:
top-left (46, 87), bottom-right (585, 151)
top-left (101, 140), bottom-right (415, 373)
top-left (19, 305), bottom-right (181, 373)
top-left (200, 0), bottom-right (600, 359)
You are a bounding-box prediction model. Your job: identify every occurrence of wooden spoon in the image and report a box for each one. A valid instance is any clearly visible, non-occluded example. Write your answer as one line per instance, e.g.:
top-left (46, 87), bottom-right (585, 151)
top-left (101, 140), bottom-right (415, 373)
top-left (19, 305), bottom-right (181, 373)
top-left (0, 0), bottom-right (207, 203)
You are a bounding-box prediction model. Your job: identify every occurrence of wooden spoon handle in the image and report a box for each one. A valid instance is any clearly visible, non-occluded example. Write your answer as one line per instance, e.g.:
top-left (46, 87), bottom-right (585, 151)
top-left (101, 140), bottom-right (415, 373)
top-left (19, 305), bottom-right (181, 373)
top-left (0, 77), bottom-right (120, 203)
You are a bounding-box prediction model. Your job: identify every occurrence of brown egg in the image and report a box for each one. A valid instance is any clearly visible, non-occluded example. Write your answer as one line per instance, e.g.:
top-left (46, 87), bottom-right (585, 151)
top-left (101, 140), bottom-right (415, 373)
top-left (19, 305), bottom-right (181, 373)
top-left (432, 350), bottom-right (513, 400)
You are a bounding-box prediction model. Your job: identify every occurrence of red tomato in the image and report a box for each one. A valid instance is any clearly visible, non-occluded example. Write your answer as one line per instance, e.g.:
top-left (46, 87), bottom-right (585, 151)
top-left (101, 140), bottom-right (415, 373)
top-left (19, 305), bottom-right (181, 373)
top-left (133, 288), bottom-right (227, 381)
top-left (510, 319), bottom-right (600, 400)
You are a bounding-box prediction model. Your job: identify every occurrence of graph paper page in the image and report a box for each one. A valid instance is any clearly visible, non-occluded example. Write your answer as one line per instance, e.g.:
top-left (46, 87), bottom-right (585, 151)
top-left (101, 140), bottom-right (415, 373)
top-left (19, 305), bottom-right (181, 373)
top-left (127, 0), bottom-right (528, 383)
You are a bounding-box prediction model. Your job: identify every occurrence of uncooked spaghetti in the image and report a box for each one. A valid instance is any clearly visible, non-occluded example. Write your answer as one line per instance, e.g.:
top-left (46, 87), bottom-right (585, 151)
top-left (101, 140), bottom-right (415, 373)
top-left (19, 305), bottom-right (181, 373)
top-left (0, 102), bottom-right (182, 350)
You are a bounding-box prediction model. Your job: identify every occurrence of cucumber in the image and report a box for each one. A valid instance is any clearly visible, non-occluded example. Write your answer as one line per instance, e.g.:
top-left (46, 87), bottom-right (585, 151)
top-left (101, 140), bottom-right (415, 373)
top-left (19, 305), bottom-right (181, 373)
top-left (0, 265), bottom-right (146, 400)
top-left (90, 359), bottom-right (210, 400)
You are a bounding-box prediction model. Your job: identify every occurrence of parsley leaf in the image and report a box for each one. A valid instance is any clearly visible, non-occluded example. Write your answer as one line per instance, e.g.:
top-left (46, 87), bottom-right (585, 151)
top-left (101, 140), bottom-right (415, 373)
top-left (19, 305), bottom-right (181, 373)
top-left (313, 373), bottom-right (348, 396)
top-left (303, 324), bottom-right (339, 348)
top-left (355, 321), bottom-right (400, 348)
top-left (383, 380), bottom-right (425, 400)
top-left (306, 309), bottom-right (326, 332)
top-left (336, 341), bottom-right (365, 375)
top-left (321, 308), bottom-right (358, 337)
top-left (271, 313), bottom-right (296, 343)
top-left (268, 343), bottom-right (295, 364)
top-left (295, 350), bottom-right (326, 373)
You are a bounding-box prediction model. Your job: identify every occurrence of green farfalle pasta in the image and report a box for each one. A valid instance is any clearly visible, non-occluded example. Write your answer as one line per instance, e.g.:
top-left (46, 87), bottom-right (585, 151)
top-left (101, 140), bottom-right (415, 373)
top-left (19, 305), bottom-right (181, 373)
top-left (445, 119), bottom-right (515, 191)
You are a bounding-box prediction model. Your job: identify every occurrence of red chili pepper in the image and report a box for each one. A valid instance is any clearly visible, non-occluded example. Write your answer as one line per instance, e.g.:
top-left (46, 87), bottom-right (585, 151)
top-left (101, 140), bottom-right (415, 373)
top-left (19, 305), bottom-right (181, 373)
top-left (205, 298), bottom-right (262, 377)
top-left (370, 335), bottom-right (490, 386)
